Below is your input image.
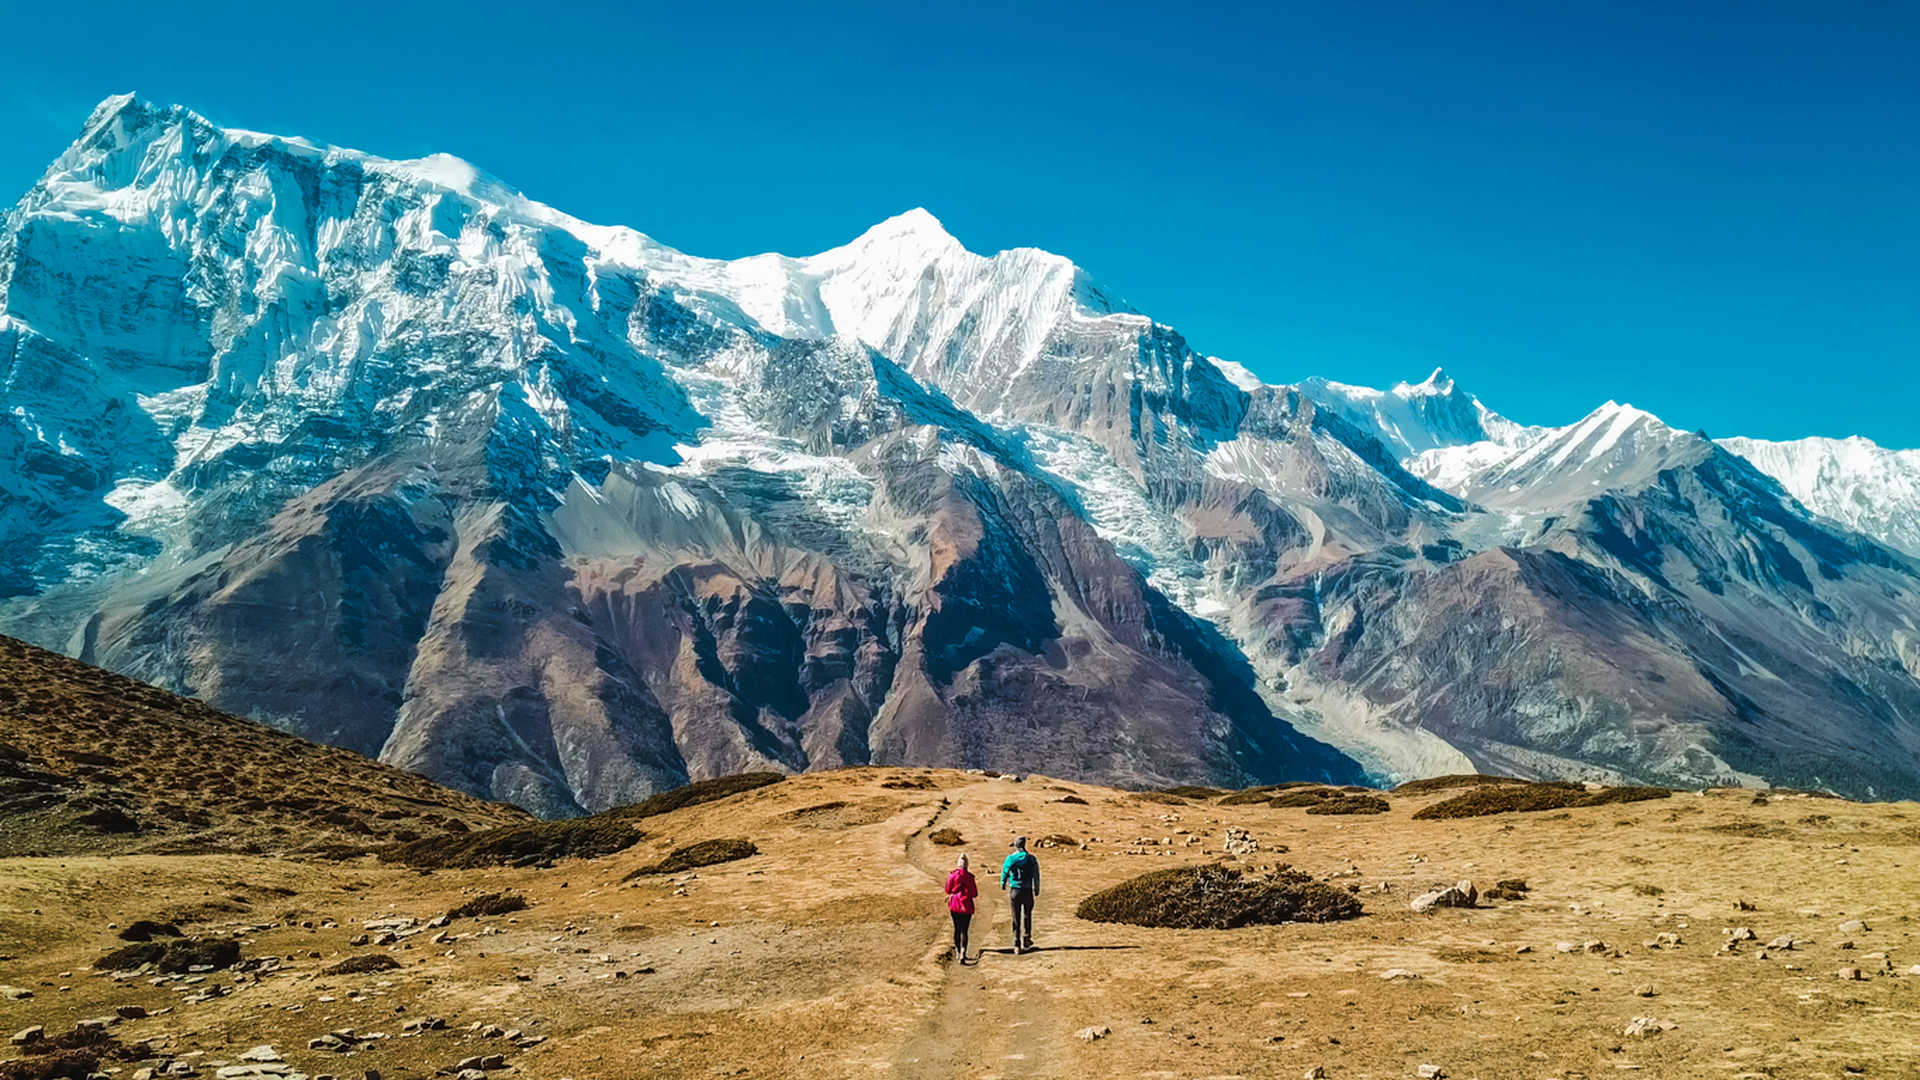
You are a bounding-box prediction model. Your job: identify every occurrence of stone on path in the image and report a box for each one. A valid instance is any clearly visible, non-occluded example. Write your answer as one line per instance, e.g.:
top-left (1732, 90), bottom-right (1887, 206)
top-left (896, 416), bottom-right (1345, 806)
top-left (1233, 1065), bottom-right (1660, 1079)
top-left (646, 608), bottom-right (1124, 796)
top-left (1076, 1025), bottom-right (1111, 1042)
top-left (1624, 1016), bottom-right (1676, 1037)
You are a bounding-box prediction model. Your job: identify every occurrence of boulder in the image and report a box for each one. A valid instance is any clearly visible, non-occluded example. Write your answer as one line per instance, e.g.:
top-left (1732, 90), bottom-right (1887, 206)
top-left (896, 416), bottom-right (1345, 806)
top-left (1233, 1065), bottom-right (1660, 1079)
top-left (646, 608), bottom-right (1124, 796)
top-left (1624, 1016), bottom-right (1676, 1037)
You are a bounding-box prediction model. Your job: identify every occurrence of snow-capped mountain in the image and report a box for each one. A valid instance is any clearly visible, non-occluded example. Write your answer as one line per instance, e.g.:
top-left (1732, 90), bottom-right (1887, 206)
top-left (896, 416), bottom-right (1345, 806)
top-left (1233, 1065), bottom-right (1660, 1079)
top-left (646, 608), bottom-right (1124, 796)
top-left (1299, 368), bottom-right (1539, 459)
top-left (4, 96), bottom-right (1919, 810)
top-left (1720, 436), bottom-right (1920, 558)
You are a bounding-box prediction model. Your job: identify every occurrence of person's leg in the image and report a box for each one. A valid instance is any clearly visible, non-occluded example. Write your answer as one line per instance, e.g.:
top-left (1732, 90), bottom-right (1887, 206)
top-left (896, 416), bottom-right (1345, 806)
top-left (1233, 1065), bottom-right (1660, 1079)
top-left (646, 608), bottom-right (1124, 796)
top-left (1019, 889), bottom-right (1035, 949)
top-left (956, 912), bottom-right (970, 961)
top-left (1009, 891), bottom-right (1025, 952)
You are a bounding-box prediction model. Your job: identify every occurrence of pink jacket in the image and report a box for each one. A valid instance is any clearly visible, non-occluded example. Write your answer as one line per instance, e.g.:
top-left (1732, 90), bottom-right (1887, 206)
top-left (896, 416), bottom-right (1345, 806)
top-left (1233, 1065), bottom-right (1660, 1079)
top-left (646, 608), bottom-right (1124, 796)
top-left (945, 868), bottom-right (978, 914)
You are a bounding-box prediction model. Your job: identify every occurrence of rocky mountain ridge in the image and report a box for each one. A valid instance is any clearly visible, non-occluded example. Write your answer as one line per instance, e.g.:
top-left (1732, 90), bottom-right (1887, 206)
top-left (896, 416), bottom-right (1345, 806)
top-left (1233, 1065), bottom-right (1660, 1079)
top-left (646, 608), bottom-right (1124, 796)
top-left (3, 95), bottom-right (1917, 811)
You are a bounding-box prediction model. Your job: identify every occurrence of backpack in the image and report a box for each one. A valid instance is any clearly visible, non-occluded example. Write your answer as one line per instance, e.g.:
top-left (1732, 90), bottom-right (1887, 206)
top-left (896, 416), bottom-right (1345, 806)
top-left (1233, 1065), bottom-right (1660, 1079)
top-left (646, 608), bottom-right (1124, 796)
top-left (1005, 851), bottom-right (1035, 889)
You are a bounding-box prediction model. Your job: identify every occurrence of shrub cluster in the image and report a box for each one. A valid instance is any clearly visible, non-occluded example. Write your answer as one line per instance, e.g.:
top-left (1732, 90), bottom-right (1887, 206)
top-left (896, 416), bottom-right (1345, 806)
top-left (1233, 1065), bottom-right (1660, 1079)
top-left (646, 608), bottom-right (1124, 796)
top-left (1411, 782), bottom-right (1671, 820)
top-left (1305, 794), bottom-right (1390, 815)
top-left (1391, 774), bottom-right (1533, 796)
top-left (623, 838), bottom-right (759, 879)
top-left (445, 891), bottom-right (528, 919)
top-left (1075, 864), bottom-right (1364, 929)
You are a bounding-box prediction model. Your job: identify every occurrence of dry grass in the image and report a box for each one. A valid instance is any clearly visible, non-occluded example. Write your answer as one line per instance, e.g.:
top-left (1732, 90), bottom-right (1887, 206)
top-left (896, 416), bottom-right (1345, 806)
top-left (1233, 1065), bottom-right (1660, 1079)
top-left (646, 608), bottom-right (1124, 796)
top-left (0, 634), bottom-right (525, 858)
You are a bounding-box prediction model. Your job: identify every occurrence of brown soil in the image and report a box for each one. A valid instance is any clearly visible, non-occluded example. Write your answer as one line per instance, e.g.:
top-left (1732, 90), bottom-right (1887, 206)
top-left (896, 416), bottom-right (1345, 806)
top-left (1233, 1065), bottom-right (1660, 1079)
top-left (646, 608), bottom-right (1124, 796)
top-left (2, 769), bottom-right (1916, 1079)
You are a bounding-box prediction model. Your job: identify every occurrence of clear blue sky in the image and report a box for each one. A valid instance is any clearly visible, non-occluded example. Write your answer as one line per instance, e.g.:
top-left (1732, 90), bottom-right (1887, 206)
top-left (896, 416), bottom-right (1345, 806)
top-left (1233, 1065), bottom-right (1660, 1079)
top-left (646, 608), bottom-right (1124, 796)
top-left (3, 1), bottom-right (1915, 445)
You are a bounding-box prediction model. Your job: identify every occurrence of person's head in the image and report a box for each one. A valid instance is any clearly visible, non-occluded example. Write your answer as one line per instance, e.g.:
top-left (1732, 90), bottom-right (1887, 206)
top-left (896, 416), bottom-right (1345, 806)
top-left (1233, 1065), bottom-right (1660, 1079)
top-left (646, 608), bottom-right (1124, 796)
top-left (1011, 836), bottom-right (1027, 851)
top-left (956, 852), bottom-right (969, 869)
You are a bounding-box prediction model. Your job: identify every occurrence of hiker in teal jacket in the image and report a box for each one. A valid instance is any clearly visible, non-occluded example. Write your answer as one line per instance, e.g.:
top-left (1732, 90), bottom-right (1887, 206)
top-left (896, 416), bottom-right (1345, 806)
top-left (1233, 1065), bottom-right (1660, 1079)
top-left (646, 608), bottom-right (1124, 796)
top-left (1001, 837), bottom-right (1040, 954)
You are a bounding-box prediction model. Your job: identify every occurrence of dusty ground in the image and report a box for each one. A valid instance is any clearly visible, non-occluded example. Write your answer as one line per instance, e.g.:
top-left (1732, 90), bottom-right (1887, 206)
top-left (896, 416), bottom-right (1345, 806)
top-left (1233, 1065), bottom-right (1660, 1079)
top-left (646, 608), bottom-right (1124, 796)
top-left (3, 768), bottom-right (1918, 1079)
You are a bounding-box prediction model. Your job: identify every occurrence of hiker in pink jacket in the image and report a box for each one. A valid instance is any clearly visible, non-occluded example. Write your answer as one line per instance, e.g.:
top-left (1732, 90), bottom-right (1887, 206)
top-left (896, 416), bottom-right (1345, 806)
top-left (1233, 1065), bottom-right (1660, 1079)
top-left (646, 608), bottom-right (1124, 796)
top-left (945, 853), bottom-right (979, 964)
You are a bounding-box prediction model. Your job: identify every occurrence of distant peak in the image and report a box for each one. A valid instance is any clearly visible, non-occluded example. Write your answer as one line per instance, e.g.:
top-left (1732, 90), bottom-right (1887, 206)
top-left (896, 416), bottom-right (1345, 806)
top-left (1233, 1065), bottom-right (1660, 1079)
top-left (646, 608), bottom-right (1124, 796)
top-left (849, 207), bottom-right (963, 253)
top-left (1394, 366), bottom-right (1457, 398)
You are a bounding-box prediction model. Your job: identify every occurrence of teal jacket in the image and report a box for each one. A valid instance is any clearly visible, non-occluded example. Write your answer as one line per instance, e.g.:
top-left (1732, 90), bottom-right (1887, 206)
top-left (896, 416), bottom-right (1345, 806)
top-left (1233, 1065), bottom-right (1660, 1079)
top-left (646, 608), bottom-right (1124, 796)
top-left (1001, 850), bottom-right (1040, 893)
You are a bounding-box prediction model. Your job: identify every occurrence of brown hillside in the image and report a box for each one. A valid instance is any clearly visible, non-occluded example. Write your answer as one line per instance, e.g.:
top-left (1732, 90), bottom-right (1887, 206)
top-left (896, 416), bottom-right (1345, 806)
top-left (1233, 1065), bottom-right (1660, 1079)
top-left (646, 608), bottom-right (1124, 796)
top-left (0, 634), bottom-right (528, 856)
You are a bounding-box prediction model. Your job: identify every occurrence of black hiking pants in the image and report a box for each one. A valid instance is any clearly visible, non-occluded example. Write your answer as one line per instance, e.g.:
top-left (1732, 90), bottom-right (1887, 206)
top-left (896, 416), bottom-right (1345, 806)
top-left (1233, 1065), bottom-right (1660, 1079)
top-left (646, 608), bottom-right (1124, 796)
top-left (1009, 886), bottom-right (1035, 947)
top-left (950, 910), bottom-right (970, 957)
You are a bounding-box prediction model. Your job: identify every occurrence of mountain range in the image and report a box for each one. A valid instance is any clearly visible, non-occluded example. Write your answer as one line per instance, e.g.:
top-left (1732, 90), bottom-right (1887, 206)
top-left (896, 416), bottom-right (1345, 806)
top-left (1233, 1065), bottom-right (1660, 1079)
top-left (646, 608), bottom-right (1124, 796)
top-left (3, 95), bottom-right (1917, 813)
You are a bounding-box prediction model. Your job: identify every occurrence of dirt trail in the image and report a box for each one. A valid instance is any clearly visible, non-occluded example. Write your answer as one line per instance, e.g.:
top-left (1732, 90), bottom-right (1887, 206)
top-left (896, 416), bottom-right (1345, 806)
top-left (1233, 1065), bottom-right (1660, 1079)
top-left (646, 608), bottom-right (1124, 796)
top-left (891, 789), bottom-right (1073, 1079)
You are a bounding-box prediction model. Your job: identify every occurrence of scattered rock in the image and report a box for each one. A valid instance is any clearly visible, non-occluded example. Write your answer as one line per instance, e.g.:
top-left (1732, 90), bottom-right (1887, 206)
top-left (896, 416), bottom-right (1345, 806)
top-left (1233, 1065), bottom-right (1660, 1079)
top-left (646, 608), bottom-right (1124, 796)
top-left (1221, 827), bottom-right (1259, 856)
top-left (1837, 966), bottom-right (1865, 981)
top-left (1304, 1068), bottom-right (1328, 1079)
top-left (1411, 881), bottom-right (1476, 913)
top-left (1624, 1016), bottom-right (1676, 1037)
top-left (1726, 927), bottom-right (1756, 942)
top-left (1379, 968), bottom-right (1420, 981)
top-left (1417, 1066), bottom-right (1447, 1079)
top-left (1839, 919), bottom-right (1869, 935)
top-left (1076, 1025), bottom-right (1111, 1042)
top-left (1633, 984), bottom-right (1657, 997)
top-left (10, 1025), bottom-right (43, 1046)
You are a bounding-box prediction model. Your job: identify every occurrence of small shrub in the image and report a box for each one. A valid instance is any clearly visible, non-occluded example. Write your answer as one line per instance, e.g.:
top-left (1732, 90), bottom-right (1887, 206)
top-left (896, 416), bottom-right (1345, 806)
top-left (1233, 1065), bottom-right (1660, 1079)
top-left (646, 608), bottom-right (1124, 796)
top-left (1392, 774), bottom-right (1533, 796)
top-left (325, 953), bottom-right (402, 975)
top-left (95, 937), bottom-right (240, 973)
top-left (610, 772), bottom-right (786, 818)
top-left (881, 776), bottom-right (939, 790)
top-left (1218, 788), bottom-right (1283, 806)
top-left (1411, 782), bottom-right (1671, 820)
top-left (1055, 795), bottom-right (1088, 805)
top-left (117, 919), bottom-right (182, 941)
top-left (382, 816), bottom-right (643, 869)
top-left (1268, 788), bottom-right (1339, 808)
top-left (623, 838), bottom-right (759, 879)
top-left (1158, 785), bottom-right (1226, 799)
top-left (1130, 792), bottom-right (1188, 805)
top-left (446, 891), bottom-right (528, 920)
top-left (1076, 864), bottom-right (1363, 929)
top-left (1035, 834), bottom-right (1079, 848)
top-left (1628, 883), bottom-right (1665, 897)
top-left (928, 828), bottom-right (964, 846)
top-left (785, 801), bottom-right (849, 818)
top-left (1306, 795), bottom-right (1390, 815)
top-left (1485, 877), bottom-right (1530, 901)
top-left (997, 803), bottom-right (1021, 812)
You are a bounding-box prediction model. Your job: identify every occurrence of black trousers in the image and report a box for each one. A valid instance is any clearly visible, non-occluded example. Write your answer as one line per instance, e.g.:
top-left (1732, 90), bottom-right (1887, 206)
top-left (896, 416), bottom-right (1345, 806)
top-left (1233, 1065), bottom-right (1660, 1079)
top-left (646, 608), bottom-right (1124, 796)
top-left (950, 910), bottom-right (971, 956)
top-left (1009, 887), bottom-right (1035, 945)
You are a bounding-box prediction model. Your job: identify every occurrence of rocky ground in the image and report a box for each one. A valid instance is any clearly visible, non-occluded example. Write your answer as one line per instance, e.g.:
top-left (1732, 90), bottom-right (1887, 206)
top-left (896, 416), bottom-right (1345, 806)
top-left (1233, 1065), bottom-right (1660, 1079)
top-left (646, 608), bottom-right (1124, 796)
top-left (2, 768), bottom-right (1917, 1079)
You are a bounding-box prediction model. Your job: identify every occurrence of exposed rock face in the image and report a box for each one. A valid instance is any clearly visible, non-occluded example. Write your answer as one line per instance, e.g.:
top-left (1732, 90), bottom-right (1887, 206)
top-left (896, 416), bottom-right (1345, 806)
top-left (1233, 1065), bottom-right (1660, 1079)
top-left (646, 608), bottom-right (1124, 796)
top-left (4, 96), bottom-right (1919, 812)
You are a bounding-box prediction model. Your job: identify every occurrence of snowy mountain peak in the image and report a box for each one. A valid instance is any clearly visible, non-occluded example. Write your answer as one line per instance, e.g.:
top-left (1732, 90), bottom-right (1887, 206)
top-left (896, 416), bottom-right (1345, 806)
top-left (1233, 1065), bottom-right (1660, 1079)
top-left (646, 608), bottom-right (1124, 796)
top-left (1399, 367), bottom-right (1455, 396)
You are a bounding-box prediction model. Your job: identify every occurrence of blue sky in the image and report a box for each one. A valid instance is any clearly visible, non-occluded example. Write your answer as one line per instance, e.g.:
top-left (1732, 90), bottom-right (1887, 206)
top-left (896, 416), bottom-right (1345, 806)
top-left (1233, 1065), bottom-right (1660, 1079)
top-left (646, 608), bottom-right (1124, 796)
top-left (3, 1), bottom-right (1914, 445)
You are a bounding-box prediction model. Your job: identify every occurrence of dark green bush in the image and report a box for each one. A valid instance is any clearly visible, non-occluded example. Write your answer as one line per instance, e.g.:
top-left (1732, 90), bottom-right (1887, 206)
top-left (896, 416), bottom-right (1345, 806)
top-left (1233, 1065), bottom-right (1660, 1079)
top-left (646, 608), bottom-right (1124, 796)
top-left (324, 953), bottom-right (402, 975)
top-left (1412, 782), bottom-right (1671, 820)
top-left (382, 816), bottom-right (643, 869)
top-left (446, 891), bottom-right (528, 919)
top-left (1392, 774), bottom-right (1533, 796)
top-left (1076, 864), bottom-right (1363, 929)
top-left (95, 937), bottom-right (239, 973)
top-left (1305, 794), bottom-right (1390, 815)
top-left (623, 838), bottom-right (758, 879)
